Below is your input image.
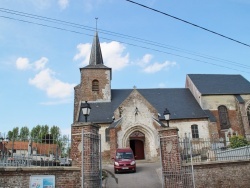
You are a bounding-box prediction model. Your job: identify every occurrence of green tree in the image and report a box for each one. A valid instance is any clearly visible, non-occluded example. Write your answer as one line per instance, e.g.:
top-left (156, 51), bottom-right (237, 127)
top-left (58, 135), bottom-right (70, 157)
top-left (7, 131), bottom-right (13, 141)
top-left (7, 127), bottom-right (19, 140)
top-left (31, 125), bottom-right (41, 139)
top-left (19, 126), bottom-right (30, 140)
top-left (230, 135), bottom-right (249, 148)
top-left (50, 125), bottom-right (61, 141)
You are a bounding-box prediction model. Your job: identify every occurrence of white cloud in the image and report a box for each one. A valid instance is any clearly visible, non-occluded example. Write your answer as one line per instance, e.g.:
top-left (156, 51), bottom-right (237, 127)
top-left (58, 0), bottom-right (69, 9)
top-left (137, 54), bottom-right (153, 67)
top-left (34, 57), bottom-right (48, 71)
top-left (136, 54), bottom-right (177, 74)
top-left (16, 57), bottom-right (48, 71)
top-left (143, 61), bottom-right (176, 73)
top-left (74, 41), bottom-right (129, 71)
top-left (16, 57), bottom-right (76, 101)
top-left (74, 43), bottom-right (91, 65)
top-left (16, 57), bottom-right (31, 70)
top-left (101, 41), bottom-right (129, 71)
top-left (29, 68), bottom-right (75, 99)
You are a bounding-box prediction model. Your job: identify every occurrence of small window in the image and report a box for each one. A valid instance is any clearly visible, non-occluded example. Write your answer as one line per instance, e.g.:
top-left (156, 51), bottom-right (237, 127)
top-left (191, 124), bottom-right (199, 138)
top-left (105, 128), bottom-right (110, 142)
top-left (247, 104), bottom-right (250, 126)
top-left (92, 80), bottom-right (99, 92)
top-left (218, 105), bottom-right (230, 129)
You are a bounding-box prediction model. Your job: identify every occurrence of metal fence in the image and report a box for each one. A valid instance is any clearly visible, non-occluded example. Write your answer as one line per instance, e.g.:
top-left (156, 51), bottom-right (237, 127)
top-left (179, 137), bottom-right (250, 163)
top-left (0, 136), bottom-right (71, 167)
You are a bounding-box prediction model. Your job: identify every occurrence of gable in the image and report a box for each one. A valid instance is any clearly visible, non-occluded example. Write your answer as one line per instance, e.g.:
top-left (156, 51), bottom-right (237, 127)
top-left (113, 89), bottom-right (158, 120)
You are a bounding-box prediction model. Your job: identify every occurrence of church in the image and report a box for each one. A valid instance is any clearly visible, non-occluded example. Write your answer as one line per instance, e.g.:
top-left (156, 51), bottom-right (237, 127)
top-left (72, 32), bottom-right (250, 161)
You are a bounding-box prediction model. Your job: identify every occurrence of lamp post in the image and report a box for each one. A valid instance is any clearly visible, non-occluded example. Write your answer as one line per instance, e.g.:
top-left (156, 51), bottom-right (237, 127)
top-left (163, 108), bottom-right (171, 127)
top-left (81, 101), bottom-right (91, 122)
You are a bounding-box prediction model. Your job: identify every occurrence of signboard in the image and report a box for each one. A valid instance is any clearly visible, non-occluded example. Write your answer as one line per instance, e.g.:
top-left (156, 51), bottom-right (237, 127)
top-left (30, 175), bottom-right (55, 188)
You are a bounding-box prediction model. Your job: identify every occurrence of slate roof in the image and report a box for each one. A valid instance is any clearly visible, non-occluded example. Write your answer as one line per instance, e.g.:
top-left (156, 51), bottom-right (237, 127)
top-left (83, 32), bottom-right (110, 69)
top-left (188, 74), bottom-right (250, 95)
top-left (78, 88), bottom-right (208, 123)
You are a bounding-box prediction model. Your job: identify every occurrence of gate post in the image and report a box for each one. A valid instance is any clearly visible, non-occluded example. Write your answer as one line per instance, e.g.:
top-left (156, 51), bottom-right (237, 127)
top-left (158, 127), bottom-right (183, 188)
top-left (109, 128), bottom-right (117, 160)
top-left (71, 122), bottom-right (101, 188)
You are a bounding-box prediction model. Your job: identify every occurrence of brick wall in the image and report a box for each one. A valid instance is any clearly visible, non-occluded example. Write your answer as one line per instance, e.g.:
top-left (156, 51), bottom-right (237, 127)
top-left (71, 122), bottom-right (100, 167)
top-left (73, 68), bottom-right (111, 123)
top-left (159, 127), bottom-right (183, 187)
top-left (211, 110), bottom-right (244, 137)
top-left (0, 167), bottom-right (81, 188)
top-left (109, 128), bottom-right (117, 160)
top-left (192, 160), bottom-right (250, 188)
top-left (71, 122), bottom-right (101, 187)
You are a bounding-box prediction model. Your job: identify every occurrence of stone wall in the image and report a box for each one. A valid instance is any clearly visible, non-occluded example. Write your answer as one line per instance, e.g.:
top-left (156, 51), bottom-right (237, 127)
top-left (0, 167), bottom-right (81, 188)
top-left (192, 160), bottom-right (250, 188)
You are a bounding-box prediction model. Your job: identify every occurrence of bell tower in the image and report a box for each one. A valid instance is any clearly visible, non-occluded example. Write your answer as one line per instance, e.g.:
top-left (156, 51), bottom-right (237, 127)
top-left (73, 32), bottom-right (112, 122)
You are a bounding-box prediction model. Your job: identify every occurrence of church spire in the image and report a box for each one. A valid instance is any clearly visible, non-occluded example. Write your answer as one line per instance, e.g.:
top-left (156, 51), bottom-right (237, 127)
top-left (89, 31), bottom-right (104, 66)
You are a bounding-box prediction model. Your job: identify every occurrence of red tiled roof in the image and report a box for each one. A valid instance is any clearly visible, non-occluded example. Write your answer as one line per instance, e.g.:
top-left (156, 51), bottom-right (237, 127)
top-left (5, 141), bottom-right (61, 155)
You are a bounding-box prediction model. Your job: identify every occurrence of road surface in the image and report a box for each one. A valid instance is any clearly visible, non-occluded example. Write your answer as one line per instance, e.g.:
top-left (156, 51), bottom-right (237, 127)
top-left (103, 161), bottom-right (162, 188)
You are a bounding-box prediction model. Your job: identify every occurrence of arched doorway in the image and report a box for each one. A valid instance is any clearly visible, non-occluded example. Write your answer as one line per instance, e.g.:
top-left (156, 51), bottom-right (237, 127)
top-left (129, 131), bottom-right (145, 160)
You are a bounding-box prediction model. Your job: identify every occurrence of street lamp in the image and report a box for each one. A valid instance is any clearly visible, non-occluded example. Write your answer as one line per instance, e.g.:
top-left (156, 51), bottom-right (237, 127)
top-left (81, 101), bottom-right (91, 122)
top-left (163, 108), bottom-right (171, 127)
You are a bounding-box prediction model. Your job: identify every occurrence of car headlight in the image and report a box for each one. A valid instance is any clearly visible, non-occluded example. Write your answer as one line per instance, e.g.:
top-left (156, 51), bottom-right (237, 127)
top-left (130, 161), bottom-right (135, 165)
top-left (114, 162), bottom-right (119, 166)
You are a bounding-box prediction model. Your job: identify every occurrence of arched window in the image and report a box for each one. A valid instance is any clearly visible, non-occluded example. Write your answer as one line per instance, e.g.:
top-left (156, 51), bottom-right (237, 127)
top-left (92, 80), bottom-right (99, 92)
top-left (191, 124), bottom-right (199, 138)
top-left (247, 104), bottom-right (250, 126)
top-left (218, 105), bottom-right (230, 129)
top-left (105, 128), bottom-right (110, 142)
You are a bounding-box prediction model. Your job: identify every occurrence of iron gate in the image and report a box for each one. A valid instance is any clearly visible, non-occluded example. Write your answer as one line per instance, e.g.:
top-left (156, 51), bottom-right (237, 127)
top-left (159, 135), bottom-right (195, 188)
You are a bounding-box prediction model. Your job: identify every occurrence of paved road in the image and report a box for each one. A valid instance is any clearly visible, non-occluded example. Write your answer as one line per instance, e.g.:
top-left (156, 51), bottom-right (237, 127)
top-left (102, 161), bottom-right (162, 188)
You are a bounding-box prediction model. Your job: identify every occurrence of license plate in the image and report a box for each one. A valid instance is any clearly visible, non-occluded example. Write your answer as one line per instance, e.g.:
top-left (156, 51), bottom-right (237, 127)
top-left (122, 167), bottom-right (129, 169)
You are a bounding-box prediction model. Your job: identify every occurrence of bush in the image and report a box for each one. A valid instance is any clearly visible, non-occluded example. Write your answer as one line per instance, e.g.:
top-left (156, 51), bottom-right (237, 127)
top-left (229, 135), bottom-right (249, 148)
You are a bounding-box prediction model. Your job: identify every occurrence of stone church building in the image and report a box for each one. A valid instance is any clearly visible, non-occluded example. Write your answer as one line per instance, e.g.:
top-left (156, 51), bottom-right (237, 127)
top-left (72, 32), bottom-right (250, 161)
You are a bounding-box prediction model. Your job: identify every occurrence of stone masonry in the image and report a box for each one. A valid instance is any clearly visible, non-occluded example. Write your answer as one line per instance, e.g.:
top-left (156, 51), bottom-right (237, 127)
top-left (71, 122), bottom-right (100, 188)
top-left (158, 127), bottom-right (183, 188)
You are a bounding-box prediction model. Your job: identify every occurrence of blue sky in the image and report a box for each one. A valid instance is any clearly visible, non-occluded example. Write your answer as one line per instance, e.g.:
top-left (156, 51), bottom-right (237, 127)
top-left (0, 0), bottom-right (250, 136)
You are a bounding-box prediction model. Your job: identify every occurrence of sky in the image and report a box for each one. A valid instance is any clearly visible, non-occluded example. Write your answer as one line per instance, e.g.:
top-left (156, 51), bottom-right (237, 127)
top-left (0, 0), bottom-right (250, 137)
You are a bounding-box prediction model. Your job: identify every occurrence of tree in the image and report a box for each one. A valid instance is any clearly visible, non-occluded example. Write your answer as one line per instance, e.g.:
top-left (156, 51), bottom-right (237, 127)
top-left (7, 127), bottom-right (19, 140)
top-left (31, 124), bottom-right (49, 142)
top-left (31, 125), bottom-right (41, 140)
top-left (58, 135), bottom-right (70, 157)
top-left (19, 126), bottom-right (30, 140)
top-left (230, 135), bottom-right (249, 148)
top-left (50, 125), bottom-right (61, 141)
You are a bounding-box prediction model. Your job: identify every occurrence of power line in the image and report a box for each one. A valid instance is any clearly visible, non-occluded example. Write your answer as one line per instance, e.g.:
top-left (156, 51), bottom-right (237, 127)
top-left (126, 0), bottom-right (250, 48)
top-left (1, 10), bottom-right (250, 73)
top-left (0, 7), bottom-right (248, 70)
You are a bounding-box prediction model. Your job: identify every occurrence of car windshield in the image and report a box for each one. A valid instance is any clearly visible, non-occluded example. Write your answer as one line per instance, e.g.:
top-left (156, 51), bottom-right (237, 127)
top-left (116, 152), bottom-right (133, 159)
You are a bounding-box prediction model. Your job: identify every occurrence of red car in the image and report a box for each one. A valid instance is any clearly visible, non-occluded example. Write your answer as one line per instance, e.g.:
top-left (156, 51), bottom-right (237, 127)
top-left (113, 148), bottom-right (136, 173)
